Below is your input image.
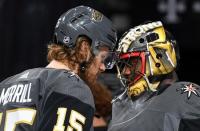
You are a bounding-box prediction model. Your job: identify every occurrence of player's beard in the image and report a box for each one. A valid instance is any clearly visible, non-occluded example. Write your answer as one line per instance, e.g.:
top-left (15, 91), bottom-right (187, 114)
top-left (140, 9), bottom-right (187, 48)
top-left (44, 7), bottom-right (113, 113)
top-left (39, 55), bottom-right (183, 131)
top-left (79, 58), bottom-right (112, 118)
top-left (79, 57), bottom-right (99, 87)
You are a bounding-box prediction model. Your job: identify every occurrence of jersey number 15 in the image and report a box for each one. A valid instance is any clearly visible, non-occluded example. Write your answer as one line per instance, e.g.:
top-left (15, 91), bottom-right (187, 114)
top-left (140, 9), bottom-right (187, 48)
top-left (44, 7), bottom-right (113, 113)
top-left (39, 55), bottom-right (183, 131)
top-left (0, 107), bottom-right (86, 131)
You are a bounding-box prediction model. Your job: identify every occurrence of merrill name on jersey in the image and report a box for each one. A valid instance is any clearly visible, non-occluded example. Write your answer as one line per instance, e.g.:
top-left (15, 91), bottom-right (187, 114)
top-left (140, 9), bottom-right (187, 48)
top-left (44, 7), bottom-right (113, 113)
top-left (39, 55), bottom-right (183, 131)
top-left (0, 83), bottom-right (32, 105)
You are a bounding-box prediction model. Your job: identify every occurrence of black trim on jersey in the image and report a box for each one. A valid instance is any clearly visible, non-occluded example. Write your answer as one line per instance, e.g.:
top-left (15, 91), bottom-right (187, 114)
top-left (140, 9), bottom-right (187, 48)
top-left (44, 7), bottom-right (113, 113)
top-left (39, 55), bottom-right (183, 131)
top-left (38, 92), bottom-right (94, 131)
top-left (179, 118), bottom-right (200, 131)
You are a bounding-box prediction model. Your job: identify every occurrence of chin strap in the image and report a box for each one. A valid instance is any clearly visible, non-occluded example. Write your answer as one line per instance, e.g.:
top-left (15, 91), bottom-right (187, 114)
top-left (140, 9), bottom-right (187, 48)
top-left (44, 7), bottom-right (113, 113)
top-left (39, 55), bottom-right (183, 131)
top-left (80, 54), bottom-right (95, 73)
top-left (80, 61), bottom-right (87, 73)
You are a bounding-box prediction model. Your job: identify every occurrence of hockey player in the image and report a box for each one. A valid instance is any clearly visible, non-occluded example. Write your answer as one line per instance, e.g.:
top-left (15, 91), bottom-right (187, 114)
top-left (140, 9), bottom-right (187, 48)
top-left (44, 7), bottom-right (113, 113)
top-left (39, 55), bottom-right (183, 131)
top-left (108, 21), bottom-right (200, 131)
top-left (0, 5), bottom-right (117, 131)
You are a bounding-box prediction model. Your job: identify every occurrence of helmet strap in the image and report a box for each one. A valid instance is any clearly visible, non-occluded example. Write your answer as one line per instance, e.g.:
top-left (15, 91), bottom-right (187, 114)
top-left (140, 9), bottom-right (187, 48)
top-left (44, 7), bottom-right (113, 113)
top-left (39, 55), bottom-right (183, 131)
top-left (80, 61), bottom-right (87, 73)
top-left (80, 53), bottom-right (95, 73)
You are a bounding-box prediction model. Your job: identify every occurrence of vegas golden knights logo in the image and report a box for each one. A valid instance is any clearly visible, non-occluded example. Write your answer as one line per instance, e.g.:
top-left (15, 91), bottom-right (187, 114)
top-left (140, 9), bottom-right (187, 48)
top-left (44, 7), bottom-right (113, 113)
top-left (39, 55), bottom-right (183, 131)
top-left (91, 10), bottom-right (103, 22)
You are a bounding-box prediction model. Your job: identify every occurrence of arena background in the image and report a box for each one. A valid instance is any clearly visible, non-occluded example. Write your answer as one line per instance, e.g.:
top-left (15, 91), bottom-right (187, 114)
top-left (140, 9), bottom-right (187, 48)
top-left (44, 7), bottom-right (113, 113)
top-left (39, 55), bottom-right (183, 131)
top-left (1, 0), bottom-right (200, 94)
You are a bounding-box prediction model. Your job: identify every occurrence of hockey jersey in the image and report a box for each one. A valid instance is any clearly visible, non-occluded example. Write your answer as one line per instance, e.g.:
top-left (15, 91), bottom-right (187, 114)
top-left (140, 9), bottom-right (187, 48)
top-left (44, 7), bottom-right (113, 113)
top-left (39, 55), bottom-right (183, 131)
top-left (108, 82), bottom-right (200, 131)
top-left (0, 68), bottom-right (95, 131)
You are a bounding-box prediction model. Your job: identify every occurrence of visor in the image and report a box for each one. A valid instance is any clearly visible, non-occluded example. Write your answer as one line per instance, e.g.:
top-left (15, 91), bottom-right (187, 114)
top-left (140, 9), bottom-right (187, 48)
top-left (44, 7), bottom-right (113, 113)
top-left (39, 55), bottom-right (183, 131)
top-left (103, 52), bottom-right (119, 69)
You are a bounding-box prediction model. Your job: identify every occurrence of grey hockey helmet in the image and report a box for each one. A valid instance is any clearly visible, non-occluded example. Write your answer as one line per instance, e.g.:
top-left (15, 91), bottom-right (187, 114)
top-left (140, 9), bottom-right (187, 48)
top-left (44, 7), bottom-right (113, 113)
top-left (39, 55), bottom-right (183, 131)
top-left (53, 5), bottom-right (117, 55)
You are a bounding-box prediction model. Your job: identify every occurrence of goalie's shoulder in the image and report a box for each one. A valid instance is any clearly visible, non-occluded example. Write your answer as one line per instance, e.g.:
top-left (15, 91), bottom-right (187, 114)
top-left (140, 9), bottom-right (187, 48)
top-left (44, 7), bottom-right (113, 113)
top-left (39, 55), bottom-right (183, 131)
top-left (171, 81), bottom-right (200, 100)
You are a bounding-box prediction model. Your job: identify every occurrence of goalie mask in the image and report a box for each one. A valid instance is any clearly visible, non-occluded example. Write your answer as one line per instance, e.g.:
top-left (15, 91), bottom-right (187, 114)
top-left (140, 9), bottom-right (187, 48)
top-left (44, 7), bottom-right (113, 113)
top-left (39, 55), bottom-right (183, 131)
top-left (116, 21), bottom-right (179, 97)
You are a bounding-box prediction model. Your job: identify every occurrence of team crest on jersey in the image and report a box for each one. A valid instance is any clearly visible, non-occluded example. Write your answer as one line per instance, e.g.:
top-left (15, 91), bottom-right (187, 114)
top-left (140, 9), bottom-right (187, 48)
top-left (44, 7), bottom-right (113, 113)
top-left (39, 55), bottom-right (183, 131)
top-left (91, 10), bottom-right (103, 22)
top-left (177, 83), bottom-right (200, 99)
top-left (19, 72), bottom-right (29, 79)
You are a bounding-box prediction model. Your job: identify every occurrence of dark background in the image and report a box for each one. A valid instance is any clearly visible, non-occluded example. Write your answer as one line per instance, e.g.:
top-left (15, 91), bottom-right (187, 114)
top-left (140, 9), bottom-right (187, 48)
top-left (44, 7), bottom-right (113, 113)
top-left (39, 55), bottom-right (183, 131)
top-left (0, 0), bottom-right (200, 85)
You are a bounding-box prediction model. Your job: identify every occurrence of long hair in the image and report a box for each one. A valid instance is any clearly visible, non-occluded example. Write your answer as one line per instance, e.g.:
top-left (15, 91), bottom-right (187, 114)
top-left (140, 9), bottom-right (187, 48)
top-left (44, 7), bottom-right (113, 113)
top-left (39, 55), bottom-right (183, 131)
top-left (47, 36), bottom-right (92, 72)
